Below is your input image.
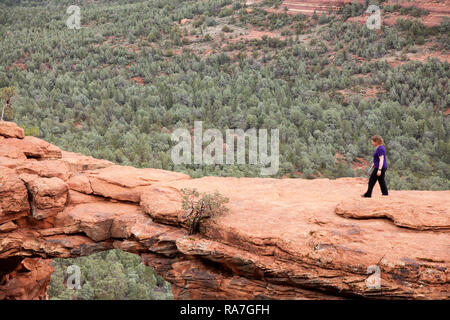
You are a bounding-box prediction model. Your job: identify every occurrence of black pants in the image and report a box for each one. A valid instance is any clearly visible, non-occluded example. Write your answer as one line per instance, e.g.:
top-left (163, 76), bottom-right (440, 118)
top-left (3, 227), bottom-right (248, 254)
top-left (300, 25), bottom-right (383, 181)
top-left (364, 167), bottom-right (388, 197)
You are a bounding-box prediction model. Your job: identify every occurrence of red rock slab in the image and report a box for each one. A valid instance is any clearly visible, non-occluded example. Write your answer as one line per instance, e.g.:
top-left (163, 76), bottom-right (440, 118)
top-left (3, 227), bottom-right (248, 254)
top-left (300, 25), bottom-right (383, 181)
top-left (58, 199), bottom-right (183, 239)
top-left (110, 209), bottom-right (157, 239)
top-left (67, 173), bottom-right (93, 194)
top-left (112, 239), bottom-right (146, 253)
top-left (140, 185), bottom-right (185, 225)
top-left (43, 234), bottom-right (114, 257)
top-left (176, 236), bottom-right (280, 278)
top-left (0, 140), bottom-right (27, 160)
top-left (262, 0), bottom-right (354, 16)
top-left (87, 175), bottom-right (147, 202)
top-left (261, 0), bottom-right (450, 26)
top-left (0, 156), bottom-right (22, 169)
top-left (156, 176), bottom-right (449, 297)
top-left (0, 231), bottom-right (29, 259)
top-left (19, 174), bottom-right (69, 220)
top-left (0, 167), bottom-right (29, 223)
top-left (1, 136), bottom-right (62, 159)
top-left (0, 230), bottom-right (111, 259)
top-left (0, 221), bottom-right (18, 233)
top-left (0, 121), bottom-right (24, 139)
top-left (174, 232), bottom-right (447, 299)
top-left (143, 253), bottom-right (344, 299)
top-left (335, 192), bottom-right (450, 231)
top-left (60, 150), bottom-right (114, 172)
top-left (0, 229), bottom-right (91, 259)
top-left (173, 236), bottom-right (360, 298)
top-left (56, 202), bottom-right (144, 241)
top-left (386, 0), bottom-right (449, 13)
top-left (53, 201), bottom-right (185, 256)
top-left (88, 165), bottom-right (190, 187)
top-left (0, 258), bottom-right (53, 300)
top-left (138, 227), bottom-right (187, 257)
top-left (84, 165), bottom-right (190, 202)
top-left (66, 190), bottom-right (107, 205)
top-left (15, 159), bottom-right (71, 181)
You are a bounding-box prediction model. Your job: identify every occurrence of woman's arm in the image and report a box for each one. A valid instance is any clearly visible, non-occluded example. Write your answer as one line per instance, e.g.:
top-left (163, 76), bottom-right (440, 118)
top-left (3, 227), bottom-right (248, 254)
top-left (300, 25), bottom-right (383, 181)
top-left (377, 155), bottom-right (384, 176)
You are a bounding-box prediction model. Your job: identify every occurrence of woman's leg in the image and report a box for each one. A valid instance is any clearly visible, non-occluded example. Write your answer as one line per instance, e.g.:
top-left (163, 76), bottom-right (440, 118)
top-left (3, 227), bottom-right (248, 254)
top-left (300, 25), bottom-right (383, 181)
top-left (378, 168), bottom-right (389, 195)
top-left (363, 168), bottom-right (378, 197)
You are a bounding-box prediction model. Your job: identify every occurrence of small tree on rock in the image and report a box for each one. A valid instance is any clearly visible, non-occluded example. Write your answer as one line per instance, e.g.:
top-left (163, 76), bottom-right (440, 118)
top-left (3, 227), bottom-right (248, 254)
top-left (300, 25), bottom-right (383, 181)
top-left (181, 188), bottom-right (229, 235)
top-left (0, 87), bottom-right (17, 121)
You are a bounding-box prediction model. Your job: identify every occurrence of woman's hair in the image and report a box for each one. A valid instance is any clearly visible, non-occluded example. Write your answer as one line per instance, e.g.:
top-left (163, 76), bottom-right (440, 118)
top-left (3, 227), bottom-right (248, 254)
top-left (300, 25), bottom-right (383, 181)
top-left (371, 135), bottom-right (383, 145)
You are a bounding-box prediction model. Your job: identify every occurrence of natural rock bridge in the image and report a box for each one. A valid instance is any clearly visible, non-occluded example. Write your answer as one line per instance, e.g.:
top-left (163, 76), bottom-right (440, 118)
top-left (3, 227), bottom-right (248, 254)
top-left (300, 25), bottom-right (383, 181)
top-left (0, 122), bottom-right (448, 299)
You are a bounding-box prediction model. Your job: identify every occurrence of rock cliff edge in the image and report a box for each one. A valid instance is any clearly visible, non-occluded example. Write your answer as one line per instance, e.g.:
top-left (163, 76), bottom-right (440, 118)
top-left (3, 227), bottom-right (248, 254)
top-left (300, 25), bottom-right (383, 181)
top-left (0, 121), bottom-right (448, 299)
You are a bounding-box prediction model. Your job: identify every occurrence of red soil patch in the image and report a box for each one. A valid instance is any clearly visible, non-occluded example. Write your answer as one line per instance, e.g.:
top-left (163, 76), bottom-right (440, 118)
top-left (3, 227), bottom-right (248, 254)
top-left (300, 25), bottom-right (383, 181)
top-left (16, 63), bottom-right (26, 70)
top-left (364, 86), bottom-right (380, 98)
top-left (229, 29), bottom-right (281, 42)
top-left (337, 88), bottom-right (352, 96)
top-left (93, 35), bottom-right (141, 54)
top-left (382, 45), bottom-right (449, 67)
top-left (335, 152), bottom-right (346, 160)
top-left (130, 76), bottom-right (145, 85)
top-left (201, 49), bottom-right (214, 57)
top-left (6, 63), bottom-right (26, 72)
top-left (408, 51), bottom-right (450, 64)
top-left (336, 152), bottom-right (371, 172)
top-left (336, 84), bottom-right (383, 100)
top-left (126, 61), bottom-right (137, 69)
top-left (173, 48), bottom-right (183, 55)
top-left (353, 157), bottom-right (369, 169)
top-left (444, 108), bottom-right (450, 116)
top-left (347, 15), bottom-right (369, 25)
top-left (42, 63), bottom-right (53, 71)
top-left (387, 60), bottom-right (401, 67)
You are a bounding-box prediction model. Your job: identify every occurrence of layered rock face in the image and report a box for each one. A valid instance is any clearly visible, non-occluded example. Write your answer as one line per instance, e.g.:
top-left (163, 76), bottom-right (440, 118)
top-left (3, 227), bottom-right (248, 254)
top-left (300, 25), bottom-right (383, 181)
top-left (0, 121), bottom-right (449, 300)
top-left (249, 0), bottom-right (450, 26)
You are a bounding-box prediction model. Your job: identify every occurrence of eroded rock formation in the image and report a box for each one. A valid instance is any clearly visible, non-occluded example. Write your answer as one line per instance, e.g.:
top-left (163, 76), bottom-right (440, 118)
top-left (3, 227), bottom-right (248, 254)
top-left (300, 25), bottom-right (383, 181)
top-left (0, 121), bottom-right (449, 300)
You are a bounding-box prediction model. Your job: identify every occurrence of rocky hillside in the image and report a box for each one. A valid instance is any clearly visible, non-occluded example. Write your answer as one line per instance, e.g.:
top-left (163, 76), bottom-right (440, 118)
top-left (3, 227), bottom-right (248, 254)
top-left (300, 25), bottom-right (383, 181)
top-left (256, 0), bottom-right (450, 26)
top-left (0, 121), bottom-right (448, 299)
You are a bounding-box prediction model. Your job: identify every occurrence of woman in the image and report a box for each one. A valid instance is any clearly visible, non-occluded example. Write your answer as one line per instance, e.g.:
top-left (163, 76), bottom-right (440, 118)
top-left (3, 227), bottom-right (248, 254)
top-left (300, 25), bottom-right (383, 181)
top-left (362, 135), bottom-right (389, 197)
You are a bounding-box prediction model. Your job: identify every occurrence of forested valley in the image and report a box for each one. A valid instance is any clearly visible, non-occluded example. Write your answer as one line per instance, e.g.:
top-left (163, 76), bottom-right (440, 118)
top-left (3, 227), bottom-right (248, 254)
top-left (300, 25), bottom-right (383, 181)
top-left (49, 250), bottom-right (173, 300)
top-left (1, 0), bottom-right (448, 299)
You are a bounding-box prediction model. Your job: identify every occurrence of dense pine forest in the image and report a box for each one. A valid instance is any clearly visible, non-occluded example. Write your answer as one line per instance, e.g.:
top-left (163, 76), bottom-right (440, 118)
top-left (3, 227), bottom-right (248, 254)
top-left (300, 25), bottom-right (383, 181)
top-left (49, 250), bottom-right (173, 300)
top-left (1, 0), bottom-right (448, 299)
top-left (1, 0), bottom-right (449, 189)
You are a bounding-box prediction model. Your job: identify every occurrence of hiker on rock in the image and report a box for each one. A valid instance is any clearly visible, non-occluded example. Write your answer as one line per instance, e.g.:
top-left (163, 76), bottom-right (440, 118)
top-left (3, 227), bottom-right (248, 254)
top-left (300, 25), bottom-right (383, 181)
top-left (362, 135), bottom-right (389, 198)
